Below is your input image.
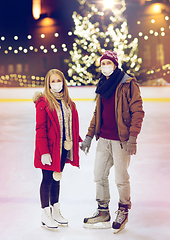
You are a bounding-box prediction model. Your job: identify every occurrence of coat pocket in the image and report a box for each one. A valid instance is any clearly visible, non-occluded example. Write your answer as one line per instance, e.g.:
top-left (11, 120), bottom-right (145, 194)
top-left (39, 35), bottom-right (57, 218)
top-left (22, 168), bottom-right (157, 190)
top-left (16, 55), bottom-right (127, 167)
top-left (122, 110), bottom-right (131, 127)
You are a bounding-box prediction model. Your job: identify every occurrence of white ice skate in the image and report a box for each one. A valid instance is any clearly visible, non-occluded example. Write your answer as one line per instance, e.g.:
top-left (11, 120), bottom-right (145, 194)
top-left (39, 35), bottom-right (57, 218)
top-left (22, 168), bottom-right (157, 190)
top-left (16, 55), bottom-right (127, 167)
top-left (41, 206), bottom-right (58, 231)
top-left (52, 203), bottom-right (68, 226)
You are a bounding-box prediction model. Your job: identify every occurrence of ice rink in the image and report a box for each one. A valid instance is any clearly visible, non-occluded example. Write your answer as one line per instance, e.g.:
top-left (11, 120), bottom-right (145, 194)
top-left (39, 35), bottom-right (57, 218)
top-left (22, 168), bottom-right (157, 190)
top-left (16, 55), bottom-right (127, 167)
top-left (0, 87), bottom-right (170, 240)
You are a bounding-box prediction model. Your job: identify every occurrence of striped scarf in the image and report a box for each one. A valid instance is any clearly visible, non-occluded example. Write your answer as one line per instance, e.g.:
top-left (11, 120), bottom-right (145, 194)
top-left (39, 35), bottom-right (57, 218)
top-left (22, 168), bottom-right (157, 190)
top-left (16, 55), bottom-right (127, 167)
top-left (50, 90), bottom-right (73, 154)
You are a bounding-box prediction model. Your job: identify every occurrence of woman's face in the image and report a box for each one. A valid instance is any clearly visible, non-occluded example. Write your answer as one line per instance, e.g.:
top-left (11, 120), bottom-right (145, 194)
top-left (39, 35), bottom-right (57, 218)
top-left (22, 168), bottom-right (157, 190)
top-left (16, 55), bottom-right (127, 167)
top-left (50, 74), bottom-right (63, 84)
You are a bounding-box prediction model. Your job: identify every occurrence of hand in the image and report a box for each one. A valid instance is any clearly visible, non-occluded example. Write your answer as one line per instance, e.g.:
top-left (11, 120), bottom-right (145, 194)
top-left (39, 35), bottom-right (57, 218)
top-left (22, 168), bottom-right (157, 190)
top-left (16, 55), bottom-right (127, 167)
top-left (41, 154), bottom-right (52, 165)
top-left (79, 136), bottom-right (92, 154)
top-left (126, 136), bottom-right (137, 155)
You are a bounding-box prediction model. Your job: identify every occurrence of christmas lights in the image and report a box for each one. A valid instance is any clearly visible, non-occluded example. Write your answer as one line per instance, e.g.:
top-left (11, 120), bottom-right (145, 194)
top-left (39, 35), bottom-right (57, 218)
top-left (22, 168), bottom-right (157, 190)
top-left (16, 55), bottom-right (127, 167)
top-left (1, 2), bottom-right (170, 87)
top-left (66, 0), bottom-right (140, 85)
top-left (0, 32), bottom-right (69, 55)
top-left (0, 72), bottom-right (79, 87)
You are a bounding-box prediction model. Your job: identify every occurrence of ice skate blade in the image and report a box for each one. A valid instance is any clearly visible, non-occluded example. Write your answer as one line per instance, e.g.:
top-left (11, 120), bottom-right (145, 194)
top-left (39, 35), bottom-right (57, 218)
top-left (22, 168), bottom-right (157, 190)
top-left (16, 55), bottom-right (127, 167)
top-left (54, 219), bottom-right (68, 227)
top-left (113, 225), bottom-right (125, 234)
top-left (41, 222), bottom-right (58, 231)
top-left (113, 217), bottom-right (128, 234)
top-left (56, 222), bottom-right (68, 227)
top-left (83, 221), bottom-right (111, 229)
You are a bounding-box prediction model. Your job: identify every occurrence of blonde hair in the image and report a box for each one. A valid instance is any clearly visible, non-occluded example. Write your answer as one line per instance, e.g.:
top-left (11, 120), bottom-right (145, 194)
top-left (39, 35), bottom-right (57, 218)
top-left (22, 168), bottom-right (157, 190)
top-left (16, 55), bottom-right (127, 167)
top-left (44, 69), bottom-right (72, 110)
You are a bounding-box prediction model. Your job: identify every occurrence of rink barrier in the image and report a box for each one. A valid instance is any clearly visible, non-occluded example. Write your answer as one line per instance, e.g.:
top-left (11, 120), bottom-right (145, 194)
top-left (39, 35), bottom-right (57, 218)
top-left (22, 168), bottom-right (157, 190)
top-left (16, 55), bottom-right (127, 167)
top-left (0, 98), bottom-right (170, 102)
top-left (0, 99), bottom-right (32, 102)
top-left (0, 98), bottom-right (95, 102)
top-left (142, 98), bottom-right (170, 102)
top-left (0, 86), bottom-right (170, 102)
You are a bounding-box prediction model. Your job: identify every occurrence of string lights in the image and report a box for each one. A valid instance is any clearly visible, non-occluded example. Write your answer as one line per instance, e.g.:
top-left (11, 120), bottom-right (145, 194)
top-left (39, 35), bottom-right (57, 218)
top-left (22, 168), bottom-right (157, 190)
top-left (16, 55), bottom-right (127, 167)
top-left (0, 31), bottom-right (72, 87)
top-left (133, 5), bottom-right (170, 84)
top-left (0, 74), bottom-right (45, 87)
top-left (1, 1), bottom-right (170, 87)
top-left (137, 15), bottom-right (170, 40)
top-left (0, 73), bottom-right (76, 87)
top-left (136, 63), bottom-right (170, 85)
top-left (0, 32), bottom-right (70, 55)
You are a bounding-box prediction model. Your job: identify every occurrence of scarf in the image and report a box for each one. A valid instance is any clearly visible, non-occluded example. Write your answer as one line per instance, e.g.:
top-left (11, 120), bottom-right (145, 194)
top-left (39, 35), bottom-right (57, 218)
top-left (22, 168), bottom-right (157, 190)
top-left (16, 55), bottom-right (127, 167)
top-left (95, 68), bottom-right (125, 99)
top-left (50, 90), bottom-right (73, 154)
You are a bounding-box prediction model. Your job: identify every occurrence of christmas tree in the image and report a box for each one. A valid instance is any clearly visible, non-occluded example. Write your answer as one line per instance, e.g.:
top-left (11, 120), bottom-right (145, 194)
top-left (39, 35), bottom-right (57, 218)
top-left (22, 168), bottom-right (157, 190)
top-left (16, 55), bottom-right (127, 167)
top-left (66, 0), bottom-right (141, 85)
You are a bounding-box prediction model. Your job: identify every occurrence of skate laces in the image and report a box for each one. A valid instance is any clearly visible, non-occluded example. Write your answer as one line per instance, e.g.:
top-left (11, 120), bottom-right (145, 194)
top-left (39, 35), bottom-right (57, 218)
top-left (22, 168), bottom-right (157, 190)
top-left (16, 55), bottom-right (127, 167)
top-left (53, 207), bottom-right (64, 219)
top-left (58, 209), bottom-right (65, 219)
top-left (92, 209), bottom-right (100, 217)
top-left (115, 209), bottom-right (128, 224)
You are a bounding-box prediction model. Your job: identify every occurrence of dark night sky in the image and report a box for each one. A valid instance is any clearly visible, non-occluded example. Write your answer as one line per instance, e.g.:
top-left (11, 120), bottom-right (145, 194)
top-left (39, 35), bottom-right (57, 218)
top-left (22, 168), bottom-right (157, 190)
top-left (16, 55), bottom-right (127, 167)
top-left (0, 0), bottom-right (79, 35)
top-left (0, 0), bottom-right (32, 34)
top-left (0, 0), bottom-right (140, 39)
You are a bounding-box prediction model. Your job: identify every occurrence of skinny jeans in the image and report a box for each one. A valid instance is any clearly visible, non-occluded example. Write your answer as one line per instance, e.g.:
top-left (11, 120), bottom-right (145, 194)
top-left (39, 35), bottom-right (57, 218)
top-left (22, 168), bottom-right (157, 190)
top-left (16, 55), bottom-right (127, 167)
top-left (94, 137), bottom-right (131, 209)
top-left (40, 147), bottom-right (68, 208)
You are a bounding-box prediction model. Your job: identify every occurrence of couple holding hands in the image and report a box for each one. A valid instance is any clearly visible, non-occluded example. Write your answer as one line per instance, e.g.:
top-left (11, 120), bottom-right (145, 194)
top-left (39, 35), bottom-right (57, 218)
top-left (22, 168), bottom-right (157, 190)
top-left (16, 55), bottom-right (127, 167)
top-left (33, 51), bottom-right (144, 234)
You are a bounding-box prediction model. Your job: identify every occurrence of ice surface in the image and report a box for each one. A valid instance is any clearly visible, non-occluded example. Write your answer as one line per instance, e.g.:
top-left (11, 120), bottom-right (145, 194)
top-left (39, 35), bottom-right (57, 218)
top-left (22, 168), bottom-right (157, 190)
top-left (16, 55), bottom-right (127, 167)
top-left (0, 99), bottom-right (170, 240)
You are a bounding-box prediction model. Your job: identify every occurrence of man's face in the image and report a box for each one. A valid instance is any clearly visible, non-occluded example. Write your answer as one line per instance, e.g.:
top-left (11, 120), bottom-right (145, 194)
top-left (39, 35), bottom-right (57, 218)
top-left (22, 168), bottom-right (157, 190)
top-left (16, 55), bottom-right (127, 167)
top-left (101, 59), bottom-right (116, 70)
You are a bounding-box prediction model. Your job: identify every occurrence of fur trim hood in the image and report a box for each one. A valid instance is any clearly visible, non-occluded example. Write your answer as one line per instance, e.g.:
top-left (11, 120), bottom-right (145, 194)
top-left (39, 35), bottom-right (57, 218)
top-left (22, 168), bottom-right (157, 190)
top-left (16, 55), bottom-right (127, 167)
top-left (33, 91), bottom-right (43, 103)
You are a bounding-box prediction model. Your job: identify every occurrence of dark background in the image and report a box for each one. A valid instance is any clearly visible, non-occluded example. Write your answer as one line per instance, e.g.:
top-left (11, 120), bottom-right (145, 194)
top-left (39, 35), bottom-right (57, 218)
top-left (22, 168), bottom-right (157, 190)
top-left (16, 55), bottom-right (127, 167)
top-left (0, 0), bottom-right (79, 35)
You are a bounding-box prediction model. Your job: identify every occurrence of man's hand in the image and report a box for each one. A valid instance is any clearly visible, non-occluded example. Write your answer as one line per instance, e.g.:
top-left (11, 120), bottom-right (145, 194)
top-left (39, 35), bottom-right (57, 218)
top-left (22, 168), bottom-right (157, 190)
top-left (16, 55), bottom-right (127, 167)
top-left (79, 136), bottom-right (92, 154)
top-left (126, 136), bottom-right (137, 155)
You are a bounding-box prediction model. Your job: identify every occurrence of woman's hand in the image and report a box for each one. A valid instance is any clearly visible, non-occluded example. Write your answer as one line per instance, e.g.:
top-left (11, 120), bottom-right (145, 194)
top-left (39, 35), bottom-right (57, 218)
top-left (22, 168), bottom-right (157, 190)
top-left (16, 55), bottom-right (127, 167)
top-left (41, 154), bottom-right (52, 165)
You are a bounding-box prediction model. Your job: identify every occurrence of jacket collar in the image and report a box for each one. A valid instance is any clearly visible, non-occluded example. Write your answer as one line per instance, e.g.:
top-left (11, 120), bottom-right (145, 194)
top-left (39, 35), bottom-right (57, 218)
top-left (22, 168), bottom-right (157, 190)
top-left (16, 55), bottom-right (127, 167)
top-left (120, 73), bottom-right (137, 84)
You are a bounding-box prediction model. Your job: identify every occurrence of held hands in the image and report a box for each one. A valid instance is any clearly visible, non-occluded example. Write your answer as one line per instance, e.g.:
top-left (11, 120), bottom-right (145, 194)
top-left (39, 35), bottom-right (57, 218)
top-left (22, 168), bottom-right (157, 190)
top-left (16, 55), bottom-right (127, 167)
top-left (41, 154), bottom-right (52, 165)
top-left (79, 136), bottom-right (92, 154)
top-left (126, 136), bottom-right (137, 155)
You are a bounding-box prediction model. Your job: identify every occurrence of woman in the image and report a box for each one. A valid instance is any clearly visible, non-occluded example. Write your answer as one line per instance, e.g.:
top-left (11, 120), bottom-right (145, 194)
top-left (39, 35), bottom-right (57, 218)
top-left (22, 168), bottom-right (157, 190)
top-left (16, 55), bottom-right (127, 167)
top-left (33, 69), bottom-right (81, 231)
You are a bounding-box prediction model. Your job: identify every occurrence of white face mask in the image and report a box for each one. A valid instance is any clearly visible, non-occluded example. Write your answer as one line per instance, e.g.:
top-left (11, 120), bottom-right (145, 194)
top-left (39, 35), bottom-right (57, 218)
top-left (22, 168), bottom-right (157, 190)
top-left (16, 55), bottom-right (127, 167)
top-left (101, 65), bottom-right (114, 77)
top-left (50, 82), bottom-right (63, 93)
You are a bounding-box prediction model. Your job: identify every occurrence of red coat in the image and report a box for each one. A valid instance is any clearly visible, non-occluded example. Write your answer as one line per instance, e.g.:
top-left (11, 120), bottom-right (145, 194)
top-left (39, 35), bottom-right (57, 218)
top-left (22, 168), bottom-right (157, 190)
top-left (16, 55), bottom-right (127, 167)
top-left (34, 95), bottom-right (81, 172)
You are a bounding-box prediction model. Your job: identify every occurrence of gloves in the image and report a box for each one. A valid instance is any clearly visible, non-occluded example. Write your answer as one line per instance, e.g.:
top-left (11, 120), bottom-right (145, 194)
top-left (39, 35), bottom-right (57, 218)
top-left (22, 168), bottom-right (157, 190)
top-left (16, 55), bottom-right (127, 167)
top-left (79, 136), bottom-right (92, 154)
top-left (41, 154), bottom-right (52, 165)
top-left (126, 136), bottom-right (137, 155)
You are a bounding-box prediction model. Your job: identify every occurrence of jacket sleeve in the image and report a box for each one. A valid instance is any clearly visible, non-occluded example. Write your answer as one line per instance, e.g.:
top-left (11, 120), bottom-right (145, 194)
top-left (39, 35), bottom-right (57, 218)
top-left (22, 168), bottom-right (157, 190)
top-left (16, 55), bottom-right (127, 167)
top-left (35, 101), bottom-right (50, 156)
top-left (86, 94), bottom-right (102, 139)
top-left (72, 102), bottom-right (83, 142)
top-left (86, 94), bottom-right (100, 139)
top-left (86, 107), bottom-right (96, 138)
top-left (128, 80), bottom-right (145, 138)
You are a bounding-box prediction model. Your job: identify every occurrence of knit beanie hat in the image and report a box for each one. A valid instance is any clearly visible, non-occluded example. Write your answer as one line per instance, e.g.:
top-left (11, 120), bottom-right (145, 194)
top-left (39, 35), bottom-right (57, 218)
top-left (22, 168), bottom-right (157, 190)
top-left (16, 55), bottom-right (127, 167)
top-left (100, 51), bottom-right (118, 66)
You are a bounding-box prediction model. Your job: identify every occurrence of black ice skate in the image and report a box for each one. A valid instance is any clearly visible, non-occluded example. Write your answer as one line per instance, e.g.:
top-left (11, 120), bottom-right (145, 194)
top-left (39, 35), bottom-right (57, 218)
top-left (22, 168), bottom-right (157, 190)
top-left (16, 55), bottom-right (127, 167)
top-left (83, 208), bottom-right (111, 229)
top-left (112, 203), bottom-right (129, 234)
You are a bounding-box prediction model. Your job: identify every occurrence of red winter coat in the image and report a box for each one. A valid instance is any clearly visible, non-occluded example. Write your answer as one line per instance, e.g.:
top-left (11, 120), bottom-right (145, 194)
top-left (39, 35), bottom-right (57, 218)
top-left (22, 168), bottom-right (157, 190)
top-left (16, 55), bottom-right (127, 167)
top-left (34, 94), bottom-right (81, 172)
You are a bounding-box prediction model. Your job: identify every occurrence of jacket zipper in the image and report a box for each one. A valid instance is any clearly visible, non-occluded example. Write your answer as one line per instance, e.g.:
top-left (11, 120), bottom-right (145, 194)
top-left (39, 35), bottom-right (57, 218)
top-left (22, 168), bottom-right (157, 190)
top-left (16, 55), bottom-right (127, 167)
top-left (115, 84), bottom-right (123, 149)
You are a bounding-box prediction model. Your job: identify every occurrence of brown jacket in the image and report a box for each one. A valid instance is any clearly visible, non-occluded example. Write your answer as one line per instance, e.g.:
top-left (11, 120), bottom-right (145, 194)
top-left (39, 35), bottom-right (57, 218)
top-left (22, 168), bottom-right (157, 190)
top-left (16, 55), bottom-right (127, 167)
top-left (87, 74), bottom-right (145, 142)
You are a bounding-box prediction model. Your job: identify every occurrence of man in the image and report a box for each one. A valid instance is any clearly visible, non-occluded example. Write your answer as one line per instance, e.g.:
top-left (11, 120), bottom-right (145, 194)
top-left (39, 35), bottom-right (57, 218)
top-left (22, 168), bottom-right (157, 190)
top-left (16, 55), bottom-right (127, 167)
top-left (80, 51), bottom-right (144, 233)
